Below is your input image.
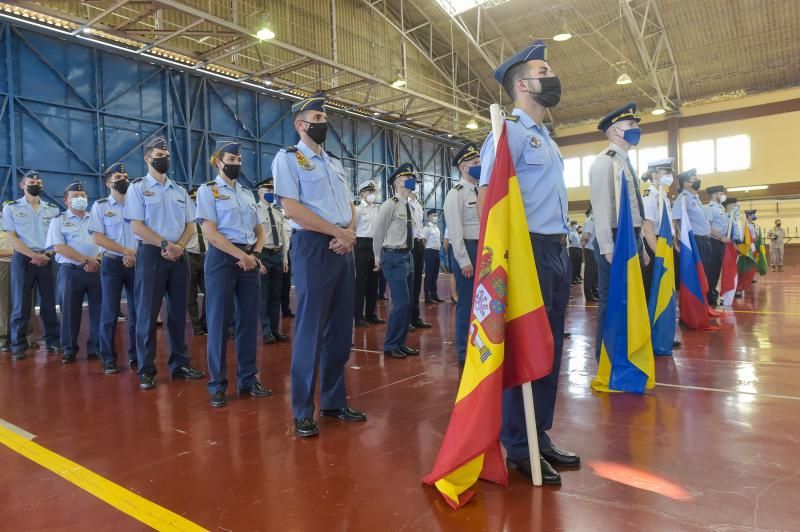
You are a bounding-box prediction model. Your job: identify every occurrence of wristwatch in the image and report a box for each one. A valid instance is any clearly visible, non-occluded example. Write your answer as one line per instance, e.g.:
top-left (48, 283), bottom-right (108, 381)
top-left (160, 240), bottom-right (168, 250)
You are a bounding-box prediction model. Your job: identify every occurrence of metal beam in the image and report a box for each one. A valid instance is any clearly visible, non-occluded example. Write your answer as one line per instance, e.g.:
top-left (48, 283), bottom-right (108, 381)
top-left (72, 0), bottom-right (131, 35)
top-left (283, 69), bottom-right (343, 90)
top-left (239, 58), bottom-right (314, 81)
top-left (346, 93), bottom-right (409, 111)
top-left (136, 18), bottom-right (203, 53)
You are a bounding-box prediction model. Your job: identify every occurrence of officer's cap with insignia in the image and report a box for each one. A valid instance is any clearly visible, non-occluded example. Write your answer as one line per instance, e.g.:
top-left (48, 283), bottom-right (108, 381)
top-left (494, 39), bottom-right (547, 85)
top-left (64, 181), bottom-right (85, 193)
top-left (255, 178), bottom-right (274, 189)
top-left (144, 134), bottom-right (168, 151)
top-left (722, 197), bottom-right (738, 207)
top-left (19, 169), bottom-right (40, 181)
top-left (706, 185), bottom-right (725, 195)
top-left (598, 102), bottom-right (641, 132)
top-left (104, 162), bottom-right (127, 179)
top-left (292, 91), bottom-right (326, 115)
top-left (427, 209), bottom-right (438, 217)
top-left (745, 209), bottom-right (757, 219)
top-left (678, 168), bottom-right (697, 184)
top-left (358, 180), bottom-right (376, 194)
top-left (452, 143), bottom-right (480, 167)
top-left (647, 157), bottom-right (675, 171)
top-left (214, 139), bottom-right (241, 156)
top-left (389, 162), bottom-right (417, 183)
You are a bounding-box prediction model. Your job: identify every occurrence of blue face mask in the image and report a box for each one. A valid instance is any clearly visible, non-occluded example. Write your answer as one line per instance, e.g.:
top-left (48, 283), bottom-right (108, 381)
top-left (403, 178), bottom-right (416, 191)
top-left (264, 192), bottom-right (275, 203)
top-left (467, 165), bottom-right (482, 180)
top-left (622, 127), bottom-right (642, 146)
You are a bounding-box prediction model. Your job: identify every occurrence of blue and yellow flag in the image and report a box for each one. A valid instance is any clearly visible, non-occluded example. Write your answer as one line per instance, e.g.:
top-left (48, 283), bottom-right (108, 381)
top-left (592, 173), bottom-right (655, 394)
top-left (647, 201), bottom-right (676, 356)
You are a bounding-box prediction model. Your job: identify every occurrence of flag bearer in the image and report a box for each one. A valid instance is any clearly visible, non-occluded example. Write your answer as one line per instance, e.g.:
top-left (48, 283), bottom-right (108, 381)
top-left (641, 158), bottom-right (676, 300)
top-left (704, 185), bottom-right (730, 306)
top-left (672, 168), bottom-right (713, 301)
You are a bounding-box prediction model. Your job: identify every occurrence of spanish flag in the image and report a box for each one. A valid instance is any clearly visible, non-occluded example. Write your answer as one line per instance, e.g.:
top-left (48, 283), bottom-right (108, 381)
top-left (423, 124), bottom-right (554, 509)
top-left (592, 170), bottom-right (655, 394)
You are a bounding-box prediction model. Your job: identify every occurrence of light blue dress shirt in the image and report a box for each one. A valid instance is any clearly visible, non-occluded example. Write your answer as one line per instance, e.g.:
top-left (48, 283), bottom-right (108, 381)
top-left (88, 195), bottom-right (137, 256)
top-left (46, 209), bottom-right (99, 265)
top-left (583, 217), bottom-right (596, 251)
top-left (479, 108), bottom-right (569, 235)
top-left (2, 196), bottom-right (60, 251)
top-left (672, 190), bottom-right (711, 236)
top-left (272, 140), bottom-right (353, 230)
top-left (195, 175), bottom-right (258, 245)
top-left (123, 173), bottom-right (193, 243)
top-left (705, 201), bottom-right (728, 238)
top-left (568, 229), bottom-right (581, 247)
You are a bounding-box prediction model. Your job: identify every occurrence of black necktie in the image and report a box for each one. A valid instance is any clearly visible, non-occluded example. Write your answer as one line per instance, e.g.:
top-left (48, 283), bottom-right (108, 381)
top-left (267, 207), bottom-right (280, 248)
top-left (196, 223), bottom-right (206, 253)
top-left (405, 202), bottom-right (413, 250)
top-left (626, 159), bottom-right (646, 220)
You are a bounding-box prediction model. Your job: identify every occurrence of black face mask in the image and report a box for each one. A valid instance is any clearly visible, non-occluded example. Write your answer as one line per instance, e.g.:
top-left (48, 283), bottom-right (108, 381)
top-left (149, 156), bottom-right (170, 174)
top-left (303, 121), bottom-right (328, 145)
top-left (691, 179), bottom-right (701, 191)
top-left (112, 180), bottom-right (129, 194)
top-left (221, 164), bottom-right (241, 180)
top-left (524, 76), bottom-right (562, 108)
top-left (25, 184), bottom-right (42, 196)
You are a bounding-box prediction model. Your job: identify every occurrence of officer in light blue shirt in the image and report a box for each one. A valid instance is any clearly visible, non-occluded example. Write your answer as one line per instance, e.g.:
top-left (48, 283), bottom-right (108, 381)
top-left (88, 163), bottom-right (138, 374)
top-left (704, 185), bottom-right (730, 306)
top-left (1, 170), bottom-right (62, 358)
top-left (46, 182), bottom-right (100, 363)
top-left (123, 134), bottom-right (204, 390)
top-left (477, 40), bottom-right (577, 486)
top-left (672, 168), bottom-right (713, 302)
top-left (272, 91), bottom-right (365, 438)
top-left (723, 197), bottom-right (742, 243)
top-left (581, 210), bottom-right (599, 302)
top-left (195, 139), bottom-right (271, 408)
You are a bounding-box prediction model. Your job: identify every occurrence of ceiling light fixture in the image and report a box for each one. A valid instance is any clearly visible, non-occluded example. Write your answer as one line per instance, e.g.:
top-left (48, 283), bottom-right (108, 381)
top-left (616, 72), bottom-right (632, 85)
top-left (256, 27), bottom-right (275, 40)
top-left (263, 76), bottom-right (273, 86)
top-left (651, 107), bottom-right (666, 116)
top-left (553, 21), bottom-right (572, 42)
top-left (727, 185), bottom-right (768, 192)
top-left (391, 77), bottom-right (406, 89)
top-left (465, 118), bottom-right (478, 130)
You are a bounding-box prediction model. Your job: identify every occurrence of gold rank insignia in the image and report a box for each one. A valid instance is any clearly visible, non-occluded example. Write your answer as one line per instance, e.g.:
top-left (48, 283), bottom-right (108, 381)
top-left (295, 151), bottom-right (314, 171)
top-left (143, 190), bottom-right (154, 196)
top-left (211, 186), bottom-right (230, 201)
top-left (104, 211), bottom-right (115, 217)
top-left (529, 136), bottom-right (541, 148)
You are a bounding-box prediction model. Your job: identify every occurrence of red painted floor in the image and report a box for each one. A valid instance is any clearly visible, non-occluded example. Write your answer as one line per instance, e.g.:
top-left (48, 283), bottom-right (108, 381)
top-left (1, 269), bottom-right (800, 531)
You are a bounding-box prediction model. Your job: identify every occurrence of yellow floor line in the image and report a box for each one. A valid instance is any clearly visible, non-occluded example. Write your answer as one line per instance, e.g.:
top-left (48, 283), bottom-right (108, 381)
top-left (568, 304), bottom-right (800, 317)
top-left (0, 422), bottom-right (207, 532)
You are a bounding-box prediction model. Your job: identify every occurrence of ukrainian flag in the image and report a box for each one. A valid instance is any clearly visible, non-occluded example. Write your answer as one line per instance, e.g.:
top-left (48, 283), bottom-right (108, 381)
top-left (648, 201), bottom-right (676, 355)
top-left (592, 172), bottom-right (655, 394)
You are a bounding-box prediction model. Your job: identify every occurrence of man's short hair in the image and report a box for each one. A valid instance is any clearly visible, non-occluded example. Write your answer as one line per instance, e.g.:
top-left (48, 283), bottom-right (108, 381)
top-left (502, 62), bottom-right (529, 100)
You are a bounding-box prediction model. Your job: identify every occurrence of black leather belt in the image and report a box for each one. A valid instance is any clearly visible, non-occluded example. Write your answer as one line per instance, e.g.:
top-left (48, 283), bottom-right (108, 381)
top-left (530, 233), bottom-right (568, 245)
top-left (60, 263), bottom-right (85, 270)
top-left (103, 253), bottom-right (122, 260)
top-left (383, 247), bottom-right (410, 253)
top-left (694, 234), bottom-right (710, 241)
top-left (356, 237), bottom-right (373, 243)
top-left (232, 243), bottom-right (255, 253)
top-left (262, 247), bottom-right (282, 254)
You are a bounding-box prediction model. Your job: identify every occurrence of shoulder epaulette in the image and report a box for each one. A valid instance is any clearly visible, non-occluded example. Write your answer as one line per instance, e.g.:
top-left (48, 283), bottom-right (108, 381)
top-left (2, 200), bottom-right (16, 206)
top-left (205, 180), bottom-right (216, 186)
top-left (96, 198), bottom-right (108, 204)
top-left (282, 145), bottom-right (298, 153)
top-left (453, 183), bottom-right (464, 191)
top-left (391, 197), bottom-right (399, 203)
top-left (325, 150), bottom-right (340, 160)
top-left (353, 199), bottom-right (361, 206)
top-left (642, 189), bottom-right (650, 197)
top-left (47, 202), bottom-right (58, 208)
top-left (130, 177), bottom-right (143, 184)
top-left (505, 115), bottom-right (519, 122)
top-left (605, 150), bottom-right (616, 157)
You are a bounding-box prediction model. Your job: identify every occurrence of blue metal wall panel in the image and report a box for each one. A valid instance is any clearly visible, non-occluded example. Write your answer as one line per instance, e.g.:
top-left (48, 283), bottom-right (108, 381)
top-left (0, 22), bottom-right (455, 213)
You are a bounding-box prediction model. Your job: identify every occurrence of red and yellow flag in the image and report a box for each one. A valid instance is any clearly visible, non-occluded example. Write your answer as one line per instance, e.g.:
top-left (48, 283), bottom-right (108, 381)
top-left (422, 124), bottom-right (554, 509)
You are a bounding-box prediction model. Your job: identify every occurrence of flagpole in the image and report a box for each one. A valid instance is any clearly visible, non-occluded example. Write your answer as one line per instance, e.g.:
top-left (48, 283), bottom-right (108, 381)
top-left (489, 103), bottom-right (543, 487)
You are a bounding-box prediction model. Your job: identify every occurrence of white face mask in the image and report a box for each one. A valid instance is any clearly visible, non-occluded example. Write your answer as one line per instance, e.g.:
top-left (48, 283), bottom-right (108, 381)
top-left (659, 172), bottom-right (674, 187)
top-left (70, 196), bottom-right (88, 211)
top-left (430, 216), bottom-right (439, 223)
top-left (719, 193), bottom-right (727, 204)
top-left (366, 193), bottom-right (376, 203)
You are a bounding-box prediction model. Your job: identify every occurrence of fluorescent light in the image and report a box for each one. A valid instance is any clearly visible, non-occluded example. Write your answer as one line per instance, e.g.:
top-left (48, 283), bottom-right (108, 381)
top-left (553, 31), bottom-right (572, 42)
top-left (391, 78), bottom-right (406, 89)
top-left (256, 27), bottom-right (275, 40)
top-left (372, 111), bottom-right (381, 116)
top-left (447, 134), bottom-right (453, 138)
top-left (616, 73), bottom-right (632, 85)
top-left (727, 185), bottom-right (768, 192)
top-left (652, 108), bottom-right (666, 115)
top-left (465, 118), bottom-right (478, 130)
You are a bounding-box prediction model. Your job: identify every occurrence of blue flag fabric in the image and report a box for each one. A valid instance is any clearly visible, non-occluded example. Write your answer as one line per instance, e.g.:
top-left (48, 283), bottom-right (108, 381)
top-left (648, 201), bottom-right (677, 355)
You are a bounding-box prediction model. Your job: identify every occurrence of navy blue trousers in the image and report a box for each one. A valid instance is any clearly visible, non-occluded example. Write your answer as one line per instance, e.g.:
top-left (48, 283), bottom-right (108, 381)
top-left (205, 246), bottom-right (260, 394)
top-left (99, 255), bottom-right (137, 365)
top-left (424, 248), bottom-right (440, 299)
top-left (10, 252), bottom-right (59, 351)
top-left (450, 239), bottom-right (479, 363)
top-left (133, 245), bottom-right (190, 376)
top-left (57, 264), bottom-right (101, 356)
top-left (501, 236), bottom-right (570, 459)
top-left (290, 231), bottom-right (355, 419)
top-left (259, 249), bottom-right (284, 336)
top-left (381, 249), bottom-right (413, 351)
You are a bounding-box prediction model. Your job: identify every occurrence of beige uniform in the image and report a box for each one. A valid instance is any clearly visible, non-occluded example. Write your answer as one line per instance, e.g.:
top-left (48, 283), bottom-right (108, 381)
top-left (767, 226), bottom-right (785, 267)
top-left (0, 231), bottom-right (34, 346)
top-left (257, 202), bottom-right (289, 264)
top-left (372, 196), bottom-right (415, 263)
top-left (442, 179), bottom-right (480, 268)
top-left (588, 143), bottom-right (645, 256)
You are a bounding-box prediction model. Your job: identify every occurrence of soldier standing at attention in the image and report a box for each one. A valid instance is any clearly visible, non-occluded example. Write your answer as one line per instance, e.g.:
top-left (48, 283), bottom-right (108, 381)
top-left (255, 177), bottom-right (290, 344)
top-left (185, 186), bottom-right (207, 336)
top-left (422, 209), bottom-right (443, 304)
top-left (408, 190), bottom-right (431, 330)
top-left (353, 180), bottom-right (384, 327)
top-left (767, 219), bottom-right (785, 272)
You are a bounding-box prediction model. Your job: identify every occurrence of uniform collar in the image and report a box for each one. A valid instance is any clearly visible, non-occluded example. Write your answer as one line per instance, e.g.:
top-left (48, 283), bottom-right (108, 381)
top-left (146, 173), bottom-right (174, 188)
top-left (214, 175), bottom-right (237, 191)
top-left (108, 194), bottom-right (121, 207)
top-left (64, 208), bottom-right (87, 220)
top-left (606, 143), bottom-right (629, 159)
top-left (459, 178), bottom-right (478, 190)
top-left (649, 183), bottom-right (660, 193)
top-left (298, 140), bottom-right (325, 161)
top-left (512, 108), bottom-right (549, 136)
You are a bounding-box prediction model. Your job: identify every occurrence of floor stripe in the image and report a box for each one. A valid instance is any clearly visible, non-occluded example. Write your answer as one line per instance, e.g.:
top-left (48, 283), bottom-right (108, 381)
top-left (0, 421), bottom-right (206, 531)
top-left (657, 383), bottom-right (800, 401)
top-left (568, 304), bottom-right (800, 317)
top-left (350, 372), bottom-right (428, 399)
top-left (352, 347), bottom-right (384, 354)
top-left (0, 418), bottom-right (36, 440)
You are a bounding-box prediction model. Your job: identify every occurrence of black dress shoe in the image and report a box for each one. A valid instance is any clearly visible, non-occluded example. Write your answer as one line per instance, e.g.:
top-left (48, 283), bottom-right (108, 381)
top-left (11, 351), bottom-right (26, 361)
top-left (540, 444), bottom-right (581, 467)
top-left (399, 345), bottom-right (419, 356)
top-left (239, 382), bottom-right (273, 397)
top-left (46, 344), bottom-right (64, 354)
top-left (366, 316), bottom-right (386, 324)
top-left (321, 407), bottom-right (367, 422)
top-left (128, 360), bottom-right (138, 371)
top-left (424, 298), bottom-right (434, 304)
top-left (506, 457), bottom-right (561, 486)
top-left (87, 352), bottom-right (100, 360)
top-left (295, 417), bottom-right (319, 437)
top-left (62, 353), bottom-right (76, 364)
top-left (563, 332), bottom-right (571, 338)
top-left (263, 334), bottom-right (277, 345)
top-left (103, 362), bottom-right (120, 375)
top-left (433, 297), bottom-right (445, 303)
top-left (412, 319), bottom-right (432, 329)
top-left (283, 311), bottom-right (295, 318)
top-left (139, 374), bottom-right (156, 390)
top-left (272, 332), bottom-right (289, 342)
top-left (672, 340), bottom-right (682, 348)
top-left (0, 343), bottom-right (10, 353)
top-left (193, 328), bottom-right (207, 336)
top-left (407, 324), bottom-right (416, 332)
top-left (354, 319), bottom-right (369, 328)
top-left (384, 349), bottom-right (407, 359)
top-left (209, 391), bottom-right (227, 408)
top-left (585, 296), bottom-right (600, 302)
top-left (171, 365), bottom-right (204, 380)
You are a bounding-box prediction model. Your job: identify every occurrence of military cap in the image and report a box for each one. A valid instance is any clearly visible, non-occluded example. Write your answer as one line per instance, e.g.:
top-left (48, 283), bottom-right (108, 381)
top-left (647, 157), bottom-right (675, 170)
top-left (144, 135), bottom-right (168, 150)
top-left (706, 185), bottom-right (725, 195)
top-left (493, 40), bottom-right (547, 84)
top-left (427, 209), bottom-right (438, 217)
top-left (745, 209), bottom-right (757, 216)
top-left (65, 181), bottom-right (85, 193)
top-left (255, 178), bottom-right (274, 189)
top-left (104, 163), bottom-right (126, 178)
top-left (213, 139), bottom-right (241, 156)
top-left (292, 91), bottom-right (326, 114)
top-left (390, 162), bottom-right (416, 181)
top-left (452, 143), bottom-right (480, 167)
top-left (678, 168), bottom-right (697, 182)
top-left (20, 170), bottom-right (39, 180)
top-left (722, 197), bottom-right (738, 207)
top-left (358, 180), bottom-right (376, 194)
top-left (597, 102), bottom-right (641, 131)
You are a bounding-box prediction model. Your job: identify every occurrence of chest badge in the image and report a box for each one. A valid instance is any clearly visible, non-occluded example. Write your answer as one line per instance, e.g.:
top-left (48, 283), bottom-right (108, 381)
top-left (211, 186), bottom-right (230, 201)
top-left (529, 136), bottom-right (542, 148)
top-left (104, 211), bottom-right (116, 217)
top-left (295, 151), bottom-right (315, 171)
top-left (143, 190), bottom-right (154, 197)
top-left (63, 221), bottom-right (75, 228)
top-left (14, 211), bottom-right (27, 217)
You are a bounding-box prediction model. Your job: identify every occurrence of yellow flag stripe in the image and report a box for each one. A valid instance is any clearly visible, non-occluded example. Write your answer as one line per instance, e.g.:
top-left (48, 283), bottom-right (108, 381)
top-left (434, 454), bottom-right (485, 507)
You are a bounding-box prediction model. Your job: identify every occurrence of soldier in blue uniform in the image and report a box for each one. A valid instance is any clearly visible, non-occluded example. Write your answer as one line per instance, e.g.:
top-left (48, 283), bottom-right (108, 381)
top-left (196, 140), bottom-right (272, 408)
top-left (123, 135), bottom-right (204, 390)
top-left (46, 182), bottom-right (101, 363)
top-left (273, 92), bottom-right (366, 437)
top-left (1, 170), bottom-right (62, 360)
top-left (672, 168), bottom-right (713, 300)
top-left (372, 163), bottom-right (421, 359)
top-left (89, 163), bottom-right (138, 374)
top-left (704, 185), bottom-right (730, 306)
top-left (477, 40), bottom-right (579, 485)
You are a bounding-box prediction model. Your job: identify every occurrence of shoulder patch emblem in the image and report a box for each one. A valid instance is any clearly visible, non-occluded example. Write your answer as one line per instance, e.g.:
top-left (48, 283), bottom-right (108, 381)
top-left (453, 183), bottom-right (464, 191)
top-left (211, 186), bottom-right (230, 201)
top-left (130, 177), bottom-right (143, 184)
top-left (283, 145), bottom-right (299, 153)
top-left (295, 151), bottom-right (314, 171)
top-left (605, 150), bottom-right (616, 157)
top-left (96, 198), bottom-right (108, 204)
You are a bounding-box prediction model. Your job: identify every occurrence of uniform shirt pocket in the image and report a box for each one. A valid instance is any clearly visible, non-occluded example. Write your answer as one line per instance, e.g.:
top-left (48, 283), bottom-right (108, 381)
top-left (104, 216), bottom-right (124, 241)
top-left (298, 170), bottom-right (325, 202)
top-left (523, 150), bottom-right (547, 166)
top-left (214, 199), bottom-right (238, 229)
